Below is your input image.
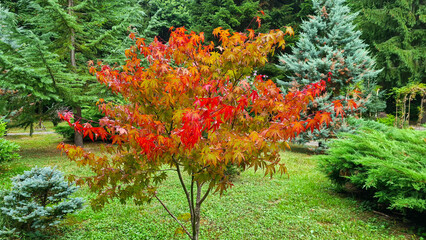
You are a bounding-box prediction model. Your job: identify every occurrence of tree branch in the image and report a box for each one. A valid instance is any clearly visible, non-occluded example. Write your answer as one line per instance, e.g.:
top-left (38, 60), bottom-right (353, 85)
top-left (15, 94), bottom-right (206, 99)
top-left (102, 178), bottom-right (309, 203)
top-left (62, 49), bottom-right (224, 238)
top-left (198, 185), bottom-right (211, 206)
top-left (154, 193), bottom-right (192, 239)
top-left (190, 175), bottom-right (195, 209)
top-left (174, 158), bottom-right (195, 225)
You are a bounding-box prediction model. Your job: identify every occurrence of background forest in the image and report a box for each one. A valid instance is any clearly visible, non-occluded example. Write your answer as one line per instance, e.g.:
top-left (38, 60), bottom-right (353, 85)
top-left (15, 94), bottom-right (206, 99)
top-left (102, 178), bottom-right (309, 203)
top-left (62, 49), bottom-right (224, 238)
top-left (1, 0), bottom-right (424, 132)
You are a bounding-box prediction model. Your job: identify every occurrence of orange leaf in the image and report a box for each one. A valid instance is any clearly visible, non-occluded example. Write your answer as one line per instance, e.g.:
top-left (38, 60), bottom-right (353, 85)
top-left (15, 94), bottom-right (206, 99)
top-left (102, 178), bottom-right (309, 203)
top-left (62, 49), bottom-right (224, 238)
top-left (319, 112), bottom-right (332, 126)
top-left (129, 32), bottom-right (136, 40)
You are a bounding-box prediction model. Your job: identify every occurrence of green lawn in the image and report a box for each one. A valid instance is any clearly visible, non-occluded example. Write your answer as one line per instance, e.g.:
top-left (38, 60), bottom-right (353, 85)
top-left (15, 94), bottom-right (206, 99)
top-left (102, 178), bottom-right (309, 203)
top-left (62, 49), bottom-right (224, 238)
top-left (0, 134), bottom-right (420, 239)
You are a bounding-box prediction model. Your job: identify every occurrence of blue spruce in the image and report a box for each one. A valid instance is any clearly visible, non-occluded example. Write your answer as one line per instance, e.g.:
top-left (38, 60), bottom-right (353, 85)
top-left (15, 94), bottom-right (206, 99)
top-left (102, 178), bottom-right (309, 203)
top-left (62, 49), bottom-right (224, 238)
top-left (277, 0), bottom-right (384, 149)
top-left (0, 167), bottom-right (84, 237)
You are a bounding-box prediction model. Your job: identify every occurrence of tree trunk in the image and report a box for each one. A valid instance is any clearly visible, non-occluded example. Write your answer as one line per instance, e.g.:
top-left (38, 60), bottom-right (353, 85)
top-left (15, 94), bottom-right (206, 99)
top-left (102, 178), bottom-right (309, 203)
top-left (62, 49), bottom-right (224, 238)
top-left (68, 0), bottom-right (76, 67)
top-left (190, 182), bottom-right (211, 240)
top-left (192, 183), bottom-right (202, 240)
top-left (73, 106), bottom-right (84, 147)
top-left (68, 0), bottom-right (83, 146)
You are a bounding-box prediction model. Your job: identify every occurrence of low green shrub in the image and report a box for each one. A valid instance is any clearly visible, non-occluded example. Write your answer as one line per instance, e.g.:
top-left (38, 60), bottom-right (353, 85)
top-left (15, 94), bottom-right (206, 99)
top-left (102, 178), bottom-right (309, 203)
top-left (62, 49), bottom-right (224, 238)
top-left (0, 120), bottom-right (20, 163)
top-left (318, 119), bottom-right (426, 216)
top-left (376, 114), bottom-right (395, 127)
top-left (54, 125), bottom-right (78, 141)
top-left (0, 167), bottom-right (85, 238)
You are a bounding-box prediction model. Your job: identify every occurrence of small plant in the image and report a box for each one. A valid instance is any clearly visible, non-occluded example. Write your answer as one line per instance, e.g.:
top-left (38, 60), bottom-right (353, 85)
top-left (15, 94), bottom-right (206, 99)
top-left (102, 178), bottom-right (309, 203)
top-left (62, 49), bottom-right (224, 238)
top-left (0, 167), bottom-right (84, 238)
top-left (0, 120), bottom-right (20, 163)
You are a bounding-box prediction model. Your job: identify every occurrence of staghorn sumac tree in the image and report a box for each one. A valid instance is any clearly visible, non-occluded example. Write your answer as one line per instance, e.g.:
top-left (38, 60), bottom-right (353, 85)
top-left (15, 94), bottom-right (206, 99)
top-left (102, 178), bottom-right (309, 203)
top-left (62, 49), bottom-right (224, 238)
top-left (58, 26), bottom-right (344, 239)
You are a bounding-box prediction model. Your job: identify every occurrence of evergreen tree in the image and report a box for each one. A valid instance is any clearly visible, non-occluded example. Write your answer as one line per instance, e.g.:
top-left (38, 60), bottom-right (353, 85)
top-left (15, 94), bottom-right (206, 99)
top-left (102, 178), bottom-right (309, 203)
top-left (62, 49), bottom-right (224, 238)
top-left (348, 0), bottom-right (425, 88)
top-left (0, 0), bottom-right (148, 143)
top-left (141, 0), bottom-right (191, 42)
top-left (0, 167), bottom-right (84, 237)
top-left (347, 0), bottom-right (425, 113)
top-left (277, 0), bottom-right (383, 148)
top-left (189, 0), bottom-right (260, 41)
top-left (0, 5), bottom-right (66, 133)
top-left (256, 0), bottom-right (314, 82)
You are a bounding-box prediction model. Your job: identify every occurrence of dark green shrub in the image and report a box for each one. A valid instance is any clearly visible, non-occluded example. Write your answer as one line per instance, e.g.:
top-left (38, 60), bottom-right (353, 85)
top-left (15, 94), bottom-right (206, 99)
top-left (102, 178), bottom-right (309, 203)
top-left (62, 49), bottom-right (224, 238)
top-left (54, 125), bottom-right (77, 141)
top-left (0, 167), bottom-right (85, 238)
top-left (318, 119), bottom-right (426, 216)
top-left (0, 120), bottom-right (20, 163)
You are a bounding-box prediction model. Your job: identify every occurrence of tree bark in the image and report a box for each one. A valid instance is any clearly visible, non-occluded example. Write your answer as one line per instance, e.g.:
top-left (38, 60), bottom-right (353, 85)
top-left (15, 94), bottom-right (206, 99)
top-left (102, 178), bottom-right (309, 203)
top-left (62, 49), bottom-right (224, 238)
top-left (68, 0), bottom-right (83, 146)
top-left (73, 106), bottom-right (83, 147)
top-left (191, 182), bottom-right (211, 240)
top-left (68, 0), bottom-right (76, 67)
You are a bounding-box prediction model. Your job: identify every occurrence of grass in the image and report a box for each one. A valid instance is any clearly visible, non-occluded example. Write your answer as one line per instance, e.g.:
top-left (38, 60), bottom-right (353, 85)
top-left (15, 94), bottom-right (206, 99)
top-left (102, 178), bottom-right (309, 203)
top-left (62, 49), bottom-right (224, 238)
top-left (0, 133), bottom-right (421, 239)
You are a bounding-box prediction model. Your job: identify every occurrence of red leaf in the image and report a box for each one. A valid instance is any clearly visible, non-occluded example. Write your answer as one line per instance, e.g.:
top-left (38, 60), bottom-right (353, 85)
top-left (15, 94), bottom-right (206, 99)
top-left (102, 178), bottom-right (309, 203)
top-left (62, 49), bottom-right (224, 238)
top-left (256, 16), bottom-right (261, 28)
top-left (332, 100), bottom-right (345, 118)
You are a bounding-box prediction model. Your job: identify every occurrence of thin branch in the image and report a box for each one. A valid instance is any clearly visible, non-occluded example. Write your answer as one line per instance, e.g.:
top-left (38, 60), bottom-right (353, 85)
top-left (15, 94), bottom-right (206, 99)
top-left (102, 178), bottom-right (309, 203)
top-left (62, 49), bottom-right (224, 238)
top-left (154, 193), bottom-right (192, 239)
top-left (198, 186), bottom-right (211, 206)
top-left (190, 175), bottom-right (195, 235)
top-left (190, 175), bottom-right (195, 215)
top-left (174, 158), bottom-right (194, 223)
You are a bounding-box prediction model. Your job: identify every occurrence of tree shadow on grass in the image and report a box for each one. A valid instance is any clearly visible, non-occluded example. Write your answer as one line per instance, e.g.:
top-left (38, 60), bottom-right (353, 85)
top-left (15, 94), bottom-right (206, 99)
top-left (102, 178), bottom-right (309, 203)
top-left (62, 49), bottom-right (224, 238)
top-left (288, 144), bottom-right (316, 155)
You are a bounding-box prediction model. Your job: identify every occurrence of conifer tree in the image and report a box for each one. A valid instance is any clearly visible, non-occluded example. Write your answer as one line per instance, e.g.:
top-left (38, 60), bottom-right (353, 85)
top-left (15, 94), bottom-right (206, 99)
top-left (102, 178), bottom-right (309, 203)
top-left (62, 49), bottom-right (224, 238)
top-left (348, 0), bottom-right (425, 89)
top-left (0, 5), bottom-right (66, 133)
top-left (277, 0), bottom-right (383, 148)
top-left (0, 0), bottom-right (148, 143)
top-left (189, 0), bottom-right (260, 41)
top-left (347, 0), bottom-right (425, 114)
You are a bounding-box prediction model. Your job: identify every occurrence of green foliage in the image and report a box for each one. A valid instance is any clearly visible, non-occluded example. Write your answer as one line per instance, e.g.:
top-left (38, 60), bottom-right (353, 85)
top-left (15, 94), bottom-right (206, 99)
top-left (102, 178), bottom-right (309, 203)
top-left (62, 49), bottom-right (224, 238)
top-left (142, 0), bottom-right (191, 41)
top-left (392, 82), bottom-right (426, 127)
top-left (189, 0), bottom-right (260, 41)
top-left (0, 166), bottom-right (84, 238)
top-left (348, 0), bottom-right (425, 93)
top-left (278, 0), bottom-right (381, 90)
top-left (376, 114), bottom-right (396, 127)
top-left (318, 119), bottom-right (426, 216)
top-left (54, 125), bottom-right (78, 141)
top-left (0, 120), bottom-right (20, 163)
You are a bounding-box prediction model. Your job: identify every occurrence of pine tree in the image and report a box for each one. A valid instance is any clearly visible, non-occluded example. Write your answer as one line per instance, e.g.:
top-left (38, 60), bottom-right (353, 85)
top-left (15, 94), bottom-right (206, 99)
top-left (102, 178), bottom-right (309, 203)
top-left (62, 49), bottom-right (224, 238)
top-left (141, 0), bottom-right (191, 42)
top-left (0, 5), bottom-right (67, 133)
top-left (189, 0), bottom-right (259, 41)
top-left (0, 0), bottom-right (148, 143)
top-left (347, 0), bottom-right (425, 114)
top-left (277, 0), bottom-right (383, 148)
top-left (348, 0), bottom-right (425, 88)
top-left (0, 167), bottom-right (84, 237)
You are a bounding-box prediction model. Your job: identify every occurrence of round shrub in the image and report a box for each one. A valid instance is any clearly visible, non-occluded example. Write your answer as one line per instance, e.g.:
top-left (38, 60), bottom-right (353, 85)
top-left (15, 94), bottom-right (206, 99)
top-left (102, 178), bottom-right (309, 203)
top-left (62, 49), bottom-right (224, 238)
top-left (0, 167), bottom-right (84, 237)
